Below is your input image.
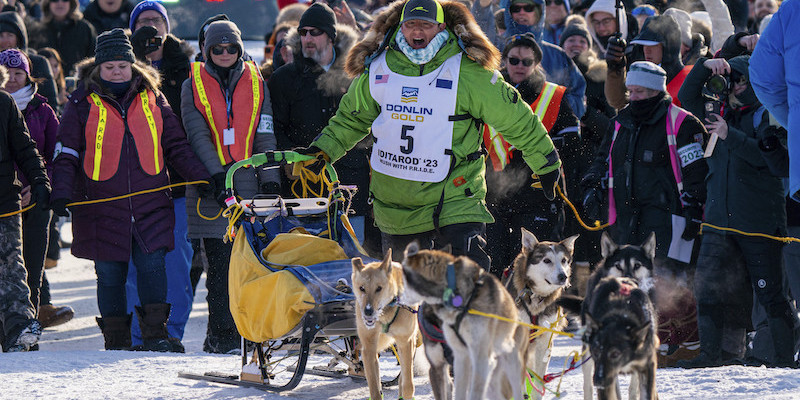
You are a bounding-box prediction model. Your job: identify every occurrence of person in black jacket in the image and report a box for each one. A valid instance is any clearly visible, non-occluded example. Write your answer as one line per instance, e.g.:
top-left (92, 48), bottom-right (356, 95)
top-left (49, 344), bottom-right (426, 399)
top-left (268, 4), bottom-right (377, 252)
top-left (28, 0), bottom-right (96, 75)
top-left (0, 63), bottom-right (50, 352)
top-left (677, 37), bottom-right (800, 368)
top-left (484, 33), bottom-right (580, 273)
top-left (82, 0), bottom-right (134, 35)
top-left (0, 11), bottom-right (58, 109)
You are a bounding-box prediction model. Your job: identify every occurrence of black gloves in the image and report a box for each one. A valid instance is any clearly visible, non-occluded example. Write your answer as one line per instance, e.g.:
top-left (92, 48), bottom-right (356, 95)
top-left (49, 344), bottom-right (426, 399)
top-left (582, 187), bottom-right (603, 223)
top-left (197, 177), bottom-right (216, 198)
top-left (536, 169), bottom-right (560, 201)
top-left (606, 35), bottom-right (627, 71)
top-left (295, 145), bottom-right (328, 160)
top-left (31, 184), bottom-right (50, 210)
top-left (51, 198), bottom-right (70, 217)
top-left (130, 26), bottom-right (161, 60)
top-left (212, 173), bottom-right (229, 209)
top-left (681, 206), bottom-right (703, 241)
top-left (758, 125), bottom-right (783, 152)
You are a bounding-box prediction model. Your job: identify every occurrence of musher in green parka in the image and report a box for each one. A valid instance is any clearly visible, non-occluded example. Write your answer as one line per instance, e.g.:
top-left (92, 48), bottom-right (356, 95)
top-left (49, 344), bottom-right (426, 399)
top-left (300, 0), bottom-right (561, 271)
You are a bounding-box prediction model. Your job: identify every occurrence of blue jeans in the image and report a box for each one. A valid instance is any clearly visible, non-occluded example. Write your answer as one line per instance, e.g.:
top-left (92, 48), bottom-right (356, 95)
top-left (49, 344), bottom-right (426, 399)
top-left (126, 198), bottom-right (193, 344)
top-left (95, 240), bottom-right (166, 318)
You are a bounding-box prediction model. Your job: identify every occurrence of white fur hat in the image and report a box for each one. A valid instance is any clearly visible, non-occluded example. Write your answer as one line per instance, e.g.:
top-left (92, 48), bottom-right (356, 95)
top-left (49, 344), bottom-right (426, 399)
top-left (663, 8), bottom-right (693, 47)
top-left (626, 61), bottom-right (667, 92)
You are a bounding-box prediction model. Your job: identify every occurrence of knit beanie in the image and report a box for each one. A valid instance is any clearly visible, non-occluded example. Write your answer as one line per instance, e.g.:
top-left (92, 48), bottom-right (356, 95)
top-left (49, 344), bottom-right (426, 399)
top-left (559, 20), bottom-right (592, 48)
top-left (203, 20), bottom-right (244, 60)
top-left (298, 3), bottom-right (337, 41)
top-left (129, 1), bottom-right (170, 33)
top-left (626, 61), bottom-right (667, 92)
top-left (0, 48), bottom-right (29, 75)
top-left (94, 28), bottom-right (136, 65)
top-left (198, 13), bottom-right (229, 45)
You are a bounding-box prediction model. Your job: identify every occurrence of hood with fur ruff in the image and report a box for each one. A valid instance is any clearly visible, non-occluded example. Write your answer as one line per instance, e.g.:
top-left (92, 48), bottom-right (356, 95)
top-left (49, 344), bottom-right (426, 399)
top-left (345, 0), bottom-right (500, 78)
top-left (285, 23), bottom-right (359, 97)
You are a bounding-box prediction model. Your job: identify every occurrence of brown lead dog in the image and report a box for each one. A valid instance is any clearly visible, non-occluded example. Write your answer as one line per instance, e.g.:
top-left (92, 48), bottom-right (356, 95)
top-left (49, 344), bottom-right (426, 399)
top-left (352, 249), bottom-right (418, 400)
top-left (401, 242), bottom-right (527, 400)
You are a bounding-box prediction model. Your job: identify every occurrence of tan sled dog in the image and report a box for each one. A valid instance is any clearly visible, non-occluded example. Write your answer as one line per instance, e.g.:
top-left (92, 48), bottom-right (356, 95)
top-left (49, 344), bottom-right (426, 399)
top-left (401, 242), bottom-right (528, 400)
top-left (352, 249), bottom-right (418, 400)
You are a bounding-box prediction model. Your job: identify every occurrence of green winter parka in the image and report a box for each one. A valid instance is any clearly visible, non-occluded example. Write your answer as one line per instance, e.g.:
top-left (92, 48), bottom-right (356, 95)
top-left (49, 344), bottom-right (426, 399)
top-left (312, 0), bottom-right (560, 235)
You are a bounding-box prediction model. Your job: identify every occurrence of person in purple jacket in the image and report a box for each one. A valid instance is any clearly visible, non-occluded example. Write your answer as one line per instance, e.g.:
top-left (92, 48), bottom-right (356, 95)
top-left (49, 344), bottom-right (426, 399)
top-left (50, 29), bottom-right (212, 352)
top-left (0, 48), bottom-right (74, 332)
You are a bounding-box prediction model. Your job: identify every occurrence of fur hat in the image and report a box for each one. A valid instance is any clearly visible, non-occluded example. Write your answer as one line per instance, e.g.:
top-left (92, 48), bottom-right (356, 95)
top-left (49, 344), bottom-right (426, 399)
top-left (0, 48), bottom-right (29, 75)
top-left (129, 1), bottom-right (170, 33)
top-left (203, 20), bottom-right (244, 60)
top-left (626, 61), bottom-right (667, 92)
top-left (298, 3), bottom-right (337, 41)
top-left (94, 28), bottom-right (135, 65)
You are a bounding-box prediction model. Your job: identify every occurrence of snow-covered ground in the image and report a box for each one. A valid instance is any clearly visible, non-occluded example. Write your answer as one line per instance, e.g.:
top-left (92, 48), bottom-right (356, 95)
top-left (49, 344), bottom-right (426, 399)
top-left (4, 226), bottom-right (800, 399)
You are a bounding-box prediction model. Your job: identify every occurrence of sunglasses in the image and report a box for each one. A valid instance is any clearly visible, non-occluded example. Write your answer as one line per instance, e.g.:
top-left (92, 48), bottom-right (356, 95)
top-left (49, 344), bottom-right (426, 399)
top-left (50, 0), bottom-right (70, 3)
top-left (510, 4), bottom-right (536, 13)
top-left (545, 0), bottom-right (564, 5)
top-left (211, 45), bottom-right (239, 55)
top-left (508, 57), bottom-right (535, 67)
top-left (298, 28), bottom-right (325, 37)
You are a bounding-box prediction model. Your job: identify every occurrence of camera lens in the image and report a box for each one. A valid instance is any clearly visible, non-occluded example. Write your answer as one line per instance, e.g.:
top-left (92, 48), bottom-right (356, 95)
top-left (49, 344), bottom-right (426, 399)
top-left (706, 75), bottom-right (728, 95)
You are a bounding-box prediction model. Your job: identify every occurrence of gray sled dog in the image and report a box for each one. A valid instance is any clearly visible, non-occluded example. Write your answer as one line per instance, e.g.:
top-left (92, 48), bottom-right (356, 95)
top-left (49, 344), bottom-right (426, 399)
top-left (501, 228), bottom-right (578, 400)
top-left (352, 249), bottom-right (418, 400)
top-left (583, 276), bottom-right (659, 400)
top-left (401, 242), bottom-right (528, 400)
top-left (579, 232), bottom-right (657, 400)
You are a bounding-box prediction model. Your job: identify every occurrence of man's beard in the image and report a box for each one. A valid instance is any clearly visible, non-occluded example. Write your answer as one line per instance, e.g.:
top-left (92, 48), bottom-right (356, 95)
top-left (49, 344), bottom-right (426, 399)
top-left (303, 44), bottom-right (332, 65)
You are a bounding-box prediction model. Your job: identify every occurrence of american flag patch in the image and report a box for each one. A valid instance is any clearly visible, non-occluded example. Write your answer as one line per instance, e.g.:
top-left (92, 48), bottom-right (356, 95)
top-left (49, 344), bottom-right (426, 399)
top-left (375, 74), bottom-right (388, 84)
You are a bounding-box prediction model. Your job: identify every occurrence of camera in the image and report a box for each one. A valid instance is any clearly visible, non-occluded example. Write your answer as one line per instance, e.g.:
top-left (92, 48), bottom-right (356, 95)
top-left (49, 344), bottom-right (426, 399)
top-left (144, 36), bottom-right (163, 54)
top-left (705, 74), bottom-right (730, 96)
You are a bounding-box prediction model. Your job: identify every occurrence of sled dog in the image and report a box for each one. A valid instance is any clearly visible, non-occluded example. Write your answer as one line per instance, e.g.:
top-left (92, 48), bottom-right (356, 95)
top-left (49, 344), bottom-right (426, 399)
top-left (401, 242), bottom-right (527, 400)
top-left (579, 232), bottom-right (657, 400)
top-left (352, 249), bottom-right (418, 400)
top-left (583, 276), bottom-right (659, 400)
top-left (501, 228), bottom-right (578, 399)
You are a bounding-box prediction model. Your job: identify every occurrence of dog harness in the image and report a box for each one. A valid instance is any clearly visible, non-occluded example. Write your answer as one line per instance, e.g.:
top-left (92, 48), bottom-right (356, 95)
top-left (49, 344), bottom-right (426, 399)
top-left (607, 104), bottom-right (691, 225)
top-left (503, 267), bottom-right (544, 343)
top-left (191, 61), bottom-right (266, 166)
top-left (83, 91), bottom-right (164, 181)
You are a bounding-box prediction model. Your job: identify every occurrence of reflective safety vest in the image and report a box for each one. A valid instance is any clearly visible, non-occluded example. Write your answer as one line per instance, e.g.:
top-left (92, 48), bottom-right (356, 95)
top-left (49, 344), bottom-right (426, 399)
top-left (483, 81), bottom-right (566, 171)
top-left (191, 61), bottom-right (264, 166)
top-left (607, 104), bottom-right (690, 225)
top-left (83, 91), bottom-right (164, 181)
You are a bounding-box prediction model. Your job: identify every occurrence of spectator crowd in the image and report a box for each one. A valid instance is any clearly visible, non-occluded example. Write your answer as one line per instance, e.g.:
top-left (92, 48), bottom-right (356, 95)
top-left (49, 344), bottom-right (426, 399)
top-left (0, 0), bottom-right (797, 372)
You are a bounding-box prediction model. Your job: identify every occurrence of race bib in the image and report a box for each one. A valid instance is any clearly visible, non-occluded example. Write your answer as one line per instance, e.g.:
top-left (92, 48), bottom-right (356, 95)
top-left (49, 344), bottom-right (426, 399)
top-left (677, 142), bottom-right (703, 167)
top-left (257, 114), bottom-right (273, 134)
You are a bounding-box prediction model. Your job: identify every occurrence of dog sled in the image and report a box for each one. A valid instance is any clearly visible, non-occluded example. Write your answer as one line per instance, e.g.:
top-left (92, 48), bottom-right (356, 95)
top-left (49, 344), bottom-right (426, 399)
top-left (179, 151), bottom-right (399, 392)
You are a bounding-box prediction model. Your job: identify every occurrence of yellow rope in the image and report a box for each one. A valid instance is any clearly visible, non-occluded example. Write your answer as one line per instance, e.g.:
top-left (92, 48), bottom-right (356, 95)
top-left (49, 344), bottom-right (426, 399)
top-left (700, 222), bottom-right (800, 243)
top-left (0, 180), bottom-right (211, 218)
top-left (196, 196), bottom-right (223, 221)
top-left (467, 309), bottom-right (574, 338)
top-left (531, 180), bottom-right (610, 232)
top-left (0, 203), bottom-right (35, 218)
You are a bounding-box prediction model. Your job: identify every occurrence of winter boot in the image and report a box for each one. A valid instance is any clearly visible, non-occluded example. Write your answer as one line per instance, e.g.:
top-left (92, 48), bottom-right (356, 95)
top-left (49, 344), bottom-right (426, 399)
top-left (37, 304), bottom-right (75, 328)
top-left (96, 314), bottom-right (132, 350)
top-left (767, 303), bottom-right (800, 368)
top-left (135, 303), bottom-right (172, 352)
top-left (676, 311), bottom-right (725, 368)
top-left (4, 319), bottom-right (42, 352)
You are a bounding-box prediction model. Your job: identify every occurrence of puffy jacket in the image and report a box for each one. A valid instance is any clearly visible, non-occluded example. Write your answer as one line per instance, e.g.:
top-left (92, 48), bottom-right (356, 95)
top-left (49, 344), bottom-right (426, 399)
top-left (51, 64), bottom-right (211, 261)
top-left (17, 93), bottom-right (58, 186)
top-left (312, 1), bottom-right (560, 235)
top-left (180, 59), bottom-right (279, 239)
top-left (750, 0), bottom-right (800, 200)
top-left (29, 16), bottom-right (96, 75)
top-left (584, 94), bottom-right (708, 257)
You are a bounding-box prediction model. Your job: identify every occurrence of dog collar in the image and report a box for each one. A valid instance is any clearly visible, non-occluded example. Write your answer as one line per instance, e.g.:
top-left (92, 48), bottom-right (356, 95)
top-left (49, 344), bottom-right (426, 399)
top-left (443, 263), bottom-right (464, 308)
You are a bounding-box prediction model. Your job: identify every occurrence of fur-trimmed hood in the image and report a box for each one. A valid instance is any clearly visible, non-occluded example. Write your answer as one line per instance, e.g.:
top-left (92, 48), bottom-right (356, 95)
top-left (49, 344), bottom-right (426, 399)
top-left (344, 0), bottom-right (500, 78)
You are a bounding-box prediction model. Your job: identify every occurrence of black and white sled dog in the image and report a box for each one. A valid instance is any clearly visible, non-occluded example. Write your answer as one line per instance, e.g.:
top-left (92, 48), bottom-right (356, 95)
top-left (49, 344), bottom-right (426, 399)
top-left (583, 276), bottom-right (659, 400)
top-left (500, 228), bottom-right (578, 400)
top-left (579, 232), bottom-right (657, 400)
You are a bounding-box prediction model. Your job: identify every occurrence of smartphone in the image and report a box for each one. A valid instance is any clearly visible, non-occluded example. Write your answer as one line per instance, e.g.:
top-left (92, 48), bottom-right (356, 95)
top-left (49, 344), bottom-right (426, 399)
top-left (144, 36), bottom-right (163, 54)
top-left (704, 100), bottom-right (721, 121)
